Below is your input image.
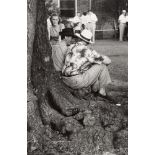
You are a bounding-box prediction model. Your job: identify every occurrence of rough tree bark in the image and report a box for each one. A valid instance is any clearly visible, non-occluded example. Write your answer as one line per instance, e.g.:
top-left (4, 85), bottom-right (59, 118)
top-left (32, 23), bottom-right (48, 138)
top-left (27, 0), bottom-right (45, 152)
top-left (27, 0), bottom-right (128, 154)
top-left (27, 0), bottom-right (85, 153)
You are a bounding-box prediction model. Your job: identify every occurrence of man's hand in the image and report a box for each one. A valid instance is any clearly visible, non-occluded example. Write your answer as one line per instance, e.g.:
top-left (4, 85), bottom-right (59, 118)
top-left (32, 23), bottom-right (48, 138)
top-left (103, 56), bottom-right (111, 65)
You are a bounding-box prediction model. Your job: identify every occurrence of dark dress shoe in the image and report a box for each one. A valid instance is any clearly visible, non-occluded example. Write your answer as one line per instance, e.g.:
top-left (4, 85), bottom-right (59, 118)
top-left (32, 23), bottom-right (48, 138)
top-left (96, 93), bottom-right (117, 104)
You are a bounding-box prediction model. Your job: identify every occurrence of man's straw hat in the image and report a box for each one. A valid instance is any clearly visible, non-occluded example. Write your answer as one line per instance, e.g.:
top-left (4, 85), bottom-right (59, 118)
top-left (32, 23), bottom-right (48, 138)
top-left (75, 29), bottom-right (93, 44)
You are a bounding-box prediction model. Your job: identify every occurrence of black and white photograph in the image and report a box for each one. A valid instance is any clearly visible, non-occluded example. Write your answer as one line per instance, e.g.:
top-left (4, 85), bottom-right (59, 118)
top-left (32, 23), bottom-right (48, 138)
top-left (2, 0), bottom-right (155, 155)
top-left (27, 0), bottom-right (128, 154)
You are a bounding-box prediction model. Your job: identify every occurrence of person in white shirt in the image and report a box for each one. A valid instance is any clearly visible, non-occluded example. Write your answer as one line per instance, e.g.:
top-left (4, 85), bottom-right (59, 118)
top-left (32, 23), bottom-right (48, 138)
top-left (70, 12), bottom-right (82, 33)
top-left (118, 10), bottom-right (127, 41)
top-left (73, 12), bottom-right (81, 23)
top-left (87, 10), bottom-right (98, 43)
top-left (126, 12), bottom-right (128, 23)
top-left (81, 12), bottom-right (89, 28)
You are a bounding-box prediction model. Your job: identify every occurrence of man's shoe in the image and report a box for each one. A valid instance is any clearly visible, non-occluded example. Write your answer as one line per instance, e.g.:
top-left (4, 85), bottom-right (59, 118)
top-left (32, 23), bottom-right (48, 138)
top-left (103, 94), bottom-right (116, 104)
top-left (97, 93), bottom-right (117, 104)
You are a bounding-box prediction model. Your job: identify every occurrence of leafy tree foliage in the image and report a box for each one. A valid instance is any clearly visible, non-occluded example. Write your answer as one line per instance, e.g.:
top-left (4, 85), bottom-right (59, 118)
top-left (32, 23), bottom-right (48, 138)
top-left (45, 0), bottom-right (60, 16)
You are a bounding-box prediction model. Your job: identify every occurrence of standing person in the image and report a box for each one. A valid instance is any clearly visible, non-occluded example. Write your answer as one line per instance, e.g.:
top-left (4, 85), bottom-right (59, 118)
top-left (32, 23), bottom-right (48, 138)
top-left (72, 12), bottom-right (81, 23)
top-left (124, 12), bottom-right (128, 40)
top-left (81, 12), bottom-right (89, 29)
top-left (49, 14), bottom-right (65, 45)
top-left (118, 10), bottom-right (127, 41)
top-left (87, 10), bottom-right (98, 43)
top-left (47, 14), bottom-right (52, 40)
top-left (62, 29), bottom-right (112, 99)
top-left (126, 12), bottom-right (128, 23)
top-left (69, 12), bottom-right (82, 34)
top-left (73, 12), bottom-right (82, 34)
top-left (52, 28), bottom-right (76, 71)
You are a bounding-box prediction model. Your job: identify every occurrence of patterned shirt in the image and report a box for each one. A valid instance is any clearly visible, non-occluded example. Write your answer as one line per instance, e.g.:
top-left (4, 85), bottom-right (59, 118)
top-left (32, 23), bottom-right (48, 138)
top-left (62, 42), bottom-right (105, 76)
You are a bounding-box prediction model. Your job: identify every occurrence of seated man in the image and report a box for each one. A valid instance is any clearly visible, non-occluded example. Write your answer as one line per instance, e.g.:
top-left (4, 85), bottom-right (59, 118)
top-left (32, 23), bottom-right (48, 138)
top-left (61, 29), bottom-right (112, 98)
top-left (52, 28), bottom-right (76, 71)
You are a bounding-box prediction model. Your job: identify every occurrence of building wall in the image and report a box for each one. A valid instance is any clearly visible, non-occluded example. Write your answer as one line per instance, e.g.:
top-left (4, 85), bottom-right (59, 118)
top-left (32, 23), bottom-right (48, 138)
top-left (60, 0), bottom-right (75, 17)
top-left (52, 0), bottom-right (59, 6)
top-left (58, 0), bottom-right (91, 17)
top-left (77, 0), bottom-right (90, 13)
top-left (55, 0), bottom-right (123, 39)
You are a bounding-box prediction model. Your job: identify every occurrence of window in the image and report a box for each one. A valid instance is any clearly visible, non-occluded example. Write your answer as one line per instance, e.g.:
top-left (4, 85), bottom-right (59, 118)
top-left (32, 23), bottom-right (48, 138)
top-left (60, 0), bottom-right (75, 17)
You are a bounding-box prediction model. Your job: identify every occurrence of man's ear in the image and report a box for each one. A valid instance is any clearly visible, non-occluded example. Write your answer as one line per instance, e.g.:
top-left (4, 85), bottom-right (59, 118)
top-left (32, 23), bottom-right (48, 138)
top-left (64, 36), bottom-right (69, 41)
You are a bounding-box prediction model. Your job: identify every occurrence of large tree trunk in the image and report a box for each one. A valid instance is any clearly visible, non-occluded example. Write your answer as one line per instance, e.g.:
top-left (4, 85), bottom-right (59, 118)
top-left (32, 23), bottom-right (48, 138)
top-left (27, 0), bottom-right (44, 152)
top-left (27, 0), bottom-right (37, 85)
top-left (27, 0), bottom-right (128, 154)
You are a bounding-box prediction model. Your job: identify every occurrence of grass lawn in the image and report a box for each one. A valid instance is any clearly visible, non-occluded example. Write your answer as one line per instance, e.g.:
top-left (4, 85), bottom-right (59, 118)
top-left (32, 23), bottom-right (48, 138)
top-left (93, 40), bottom-right (128, 83)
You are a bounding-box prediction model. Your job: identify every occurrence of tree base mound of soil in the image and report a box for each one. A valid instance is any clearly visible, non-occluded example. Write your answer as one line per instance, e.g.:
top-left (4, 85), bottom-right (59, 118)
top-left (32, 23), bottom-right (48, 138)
top-left (28, 72), bottom-right (128, 155)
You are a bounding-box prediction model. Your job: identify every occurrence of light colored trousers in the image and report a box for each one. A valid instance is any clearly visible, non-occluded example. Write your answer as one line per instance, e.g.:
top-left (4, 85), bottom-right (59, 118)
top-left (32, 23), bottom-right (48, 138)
top-left (51, 43), bottom-right (67, 71)
top-left (62, 64), bottom-right (111, 91)
top-left (119, 23), bottom-right (126, 41)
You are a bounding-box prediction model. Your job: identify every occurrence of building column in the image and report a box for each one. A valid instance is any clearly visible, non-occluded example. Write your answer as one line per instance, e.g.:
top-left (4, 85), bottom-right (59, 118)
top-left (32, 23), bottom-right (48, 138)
top-left (75, 0), bottom-right (77, 15)
top-left (57, 0), bottom-right (60, 8)
top-left (89, 0), bottom-right (92, 10)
